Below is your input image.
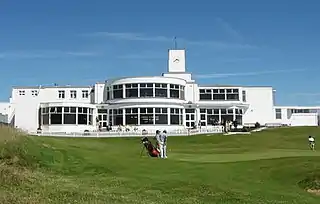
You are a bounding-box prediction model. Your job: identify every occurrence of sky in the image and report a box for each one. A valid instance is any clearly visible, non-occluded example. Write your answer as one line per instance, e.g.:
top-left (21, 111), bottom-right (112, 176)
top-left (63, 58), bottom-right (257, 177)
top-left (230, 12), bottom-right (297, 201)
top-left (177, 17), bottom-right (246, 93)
top-left (1, 0), bottom-right (320, 105)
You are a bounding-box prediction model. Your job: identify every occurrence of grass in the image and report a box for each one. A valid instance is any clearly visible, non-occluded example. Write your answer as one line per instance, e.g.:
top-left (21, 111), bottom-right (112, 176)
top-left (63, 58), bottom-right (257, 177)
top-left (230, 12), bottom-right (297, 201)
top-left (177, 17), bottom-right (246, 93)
top-left (0, 125), bottom-right (320, 203)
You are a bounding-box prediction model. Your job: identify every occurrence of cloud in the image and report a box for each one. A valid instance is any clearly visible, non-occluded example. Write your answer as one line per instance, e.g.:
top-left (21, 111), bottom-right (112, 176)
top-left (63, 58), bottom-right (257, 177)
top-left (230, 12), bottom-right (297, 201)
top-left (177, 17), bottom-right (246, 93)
top-left (219, 57), bottom-right (260, 63)
top-left (117, 52), bottom-right (166, 60)
top-left (82, 32), bottom-right (257, 49)
top-left (291, 93), bottom-right (320, 96)
top-left (0, 50), bottom-right (99, 59)
top-left (215, 17), bottom-right (243, 42)
top-left (194, 68), bottom-right (308, 79)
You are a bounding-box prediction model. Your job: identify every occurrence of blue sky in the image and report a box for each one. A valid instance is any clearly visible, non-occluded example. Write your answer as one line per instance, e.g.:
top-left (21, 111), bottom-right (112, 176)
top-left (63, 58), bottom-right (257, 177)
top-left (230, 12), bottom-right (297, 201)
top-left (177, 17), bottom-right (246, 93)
top-left (1, 0), bottom-right (320, 105)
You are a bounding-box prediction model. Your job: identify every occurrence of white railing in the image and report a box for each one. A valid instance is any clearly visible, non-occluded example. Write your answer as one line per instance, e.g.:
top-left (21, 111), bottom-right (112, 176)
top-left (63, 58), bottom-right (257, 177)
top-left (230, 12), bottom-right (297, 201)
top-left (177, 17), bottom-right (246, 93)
top-left (32, 126), bottom-right (224, 138)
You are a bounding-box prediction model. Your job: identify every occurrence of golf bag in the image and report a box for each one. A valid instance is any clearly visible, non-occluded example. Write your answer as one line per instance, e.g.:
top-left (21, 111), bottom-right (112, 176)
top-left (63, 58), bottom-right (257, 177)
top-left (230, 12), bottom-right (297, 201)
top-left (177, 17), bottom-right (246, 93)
top-left (141, 137), bottom-right (160, 157)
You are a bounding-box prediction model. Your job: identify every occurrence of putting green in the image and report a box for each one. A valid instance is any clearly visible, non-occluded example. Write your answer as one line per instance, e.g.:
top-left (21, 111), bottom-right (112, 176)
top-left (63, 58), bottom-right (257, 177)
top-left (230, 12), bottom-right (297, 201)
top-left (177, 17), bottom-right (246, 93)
top-left (170, 149), bottom-right (320, 163)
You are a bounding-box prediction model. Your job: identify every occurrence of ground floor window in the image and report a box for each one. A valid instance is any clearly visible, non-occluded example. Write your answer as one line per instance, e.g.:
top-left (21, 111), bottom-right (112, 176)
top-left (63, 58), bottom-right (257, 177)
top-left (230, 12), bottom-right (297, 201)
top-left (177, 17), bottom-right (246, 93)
top-left (40, 106), bottom-right (94, 126)
top-left (107, 107), bottom-right (183, 126)
top-left (200, 108), bottom-right (243, 126)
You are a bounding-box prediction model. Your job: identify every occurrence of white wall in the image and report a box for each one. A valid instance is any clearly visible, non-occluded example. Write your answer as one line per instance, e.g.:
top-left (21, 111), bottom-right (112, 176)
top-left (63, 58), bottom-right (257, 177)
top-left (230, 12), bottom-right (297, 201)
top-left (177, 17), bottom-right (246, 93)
top-left (290, 113), bottom-right (318, 126)
top-left (94, 83), bottom-right (105, 104)
top-left (242, 87), bottom-right (274, 125)
top-left (11, 86), bottom-right (92, 132)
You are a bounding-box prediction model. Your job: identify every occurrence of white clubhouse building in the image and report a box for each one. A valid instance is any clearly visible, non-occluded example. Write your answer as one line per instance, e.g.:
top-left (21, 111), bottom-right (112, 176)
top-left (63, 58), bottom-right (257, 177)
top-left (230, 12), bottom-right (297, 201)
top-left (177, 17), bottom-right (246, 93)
top-left (0, 49), bottom-right (319, 134)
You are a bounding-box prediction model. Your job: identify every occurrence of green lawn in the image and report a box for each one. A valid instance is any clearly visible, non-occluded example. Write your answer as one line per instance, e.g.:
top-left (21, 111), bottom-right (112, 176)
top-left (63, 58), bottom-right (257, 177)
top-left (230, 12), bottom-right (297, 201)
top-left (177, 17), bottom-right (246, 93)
top-left (0, 126), bottom-right (320, 203)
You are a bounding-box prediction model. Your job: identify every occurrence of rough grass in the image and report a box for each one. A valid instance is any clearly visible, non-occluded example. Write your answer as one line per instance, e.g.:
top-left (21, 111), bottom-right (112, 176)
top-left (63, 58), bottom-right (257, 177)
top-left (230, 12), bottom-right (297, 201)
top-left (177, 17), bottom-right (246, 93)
top-left (0, 125), bottom-right (320, 203)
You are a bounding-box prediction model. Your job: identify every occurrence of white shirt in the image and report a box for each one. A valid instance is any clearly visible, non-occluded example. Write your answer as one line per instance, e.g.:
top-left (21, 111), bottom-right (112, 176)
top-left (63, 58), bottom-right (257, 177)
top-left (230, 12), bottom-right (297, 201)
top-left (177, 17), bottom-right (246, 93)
top-left (309, 137), bottom-right (315, 142)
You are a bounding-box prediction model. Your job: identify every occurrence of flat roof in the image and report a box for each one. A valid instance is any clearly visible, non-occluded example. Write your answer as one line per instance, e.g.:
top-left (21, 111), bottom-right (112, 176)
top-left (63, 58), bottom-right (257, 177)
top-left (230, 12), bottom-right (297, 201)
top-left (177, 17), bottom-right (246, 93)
top-left (12, 85), bottom-right (92, 89)
top-left (198, 84), bottom-right (273, 88)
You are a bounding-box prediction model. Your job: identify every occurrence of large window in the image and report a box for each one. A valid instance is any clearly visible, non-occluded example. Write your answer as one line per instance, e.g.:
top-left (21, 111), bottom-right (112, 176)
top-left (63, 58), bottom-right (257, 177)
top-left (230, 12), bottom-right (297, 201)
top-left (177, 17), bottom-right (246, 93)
top-left (140, 108), bottom-right (154, 124)
top-left (226, 89), bottom-right (239, 100)
top-left (113, 109), bottom-right (123, 125)
top-left (199, 89), bottom-right (212, 100)
top-left (206, 109), bottom-right (219, 125)
top-left (63, 107), bottom-right (76, 124)
top-left (170, 108), bottom-right (182, 125)
top-left (78, 107), bottom-right (88, 125)
top-left (140, 83), bottom-right (153, 97)
top-left (275, 108), bottom-right (282, 119)
top-left (125, 108), bottom-right (138, 125)
top-left (169, 84), bottom-right (180, 98)
top-left (113, 85), bottom-right (123, 99)
top-left (221, 108), bottom-right (234, 122)
top-left (50, 107), bottom-right (63, 124)
top-left (125, 84), bottom-right (138, 98)
top-left (199, 88), bottom-right (240, 101)
top-left (155, 108), bottom-right (168, 124)
top-left (213, 89), bottom-right (226, 100)
top-left (41, 106), bottom-right (93, 126)
top-left (155, 83), bottom-right (167, 98)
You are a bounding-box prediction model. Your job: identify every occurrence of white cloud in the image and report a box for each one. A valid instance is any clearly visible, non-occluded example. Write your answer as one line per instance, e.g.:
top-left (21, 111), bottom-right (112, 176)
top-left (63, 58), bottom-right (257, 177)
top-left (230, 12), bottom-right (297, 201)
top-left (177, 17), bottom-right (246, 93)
top-left (214, 17), bottom-right (243, 42)
top-left (83, 32), bottom-right (257, 49)
top-left (0, 50), bottom-right (99, 59)
top-left (194, 68), bottom-right (308, 79)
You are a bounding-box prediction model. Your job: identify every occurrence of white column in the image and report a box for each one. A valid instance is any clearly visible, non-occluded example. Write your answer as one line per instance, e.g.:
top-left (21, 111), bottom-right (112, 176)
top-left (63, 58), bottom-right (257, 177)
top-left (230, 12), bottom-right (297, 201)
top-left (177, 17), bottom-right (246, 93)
top-left (137, 108), bottom-right (140, 125)
top-left (233, 107), bottom-right (236, 121)
top-left (76, 107), bottom-right (78, 125)
top-left (218, 109), bottom-right (221, 123)
top-left (123, 108), bottom-right (126, 125)
top-left (61, 107), bottom-right (64, 124)
top-left (167, 108), bottom-right (170, 125)
top-left (153, 108), bottom-right (155, 125)
top-left (153, 83), bottom-right (155, 97)
top-left (87, 109), bottom-right (89, 125)
top-left (138, 84), bottom-right (140, 97)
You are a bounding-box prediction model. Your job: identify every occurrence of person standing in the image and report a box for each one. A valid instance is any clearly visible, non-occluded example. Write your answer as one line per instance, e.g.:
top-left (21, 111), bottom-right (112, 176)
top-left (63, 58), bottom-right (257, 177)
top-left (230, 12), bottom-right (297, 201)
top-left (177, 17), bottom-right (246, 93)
top-left (155, 130), bottom-right (162, 157)
top-left (160, 130), bottom-right (168, 159)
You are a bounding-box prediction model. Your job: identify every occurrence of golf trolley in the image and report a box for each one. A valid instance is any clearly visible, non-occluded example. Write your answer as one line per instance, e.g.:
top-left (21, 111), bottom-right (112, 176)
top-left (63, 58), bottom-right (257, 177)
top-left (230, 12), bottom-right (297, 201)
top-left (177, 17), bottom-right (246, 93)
top-left (140, 136), bottom-right (160, 157)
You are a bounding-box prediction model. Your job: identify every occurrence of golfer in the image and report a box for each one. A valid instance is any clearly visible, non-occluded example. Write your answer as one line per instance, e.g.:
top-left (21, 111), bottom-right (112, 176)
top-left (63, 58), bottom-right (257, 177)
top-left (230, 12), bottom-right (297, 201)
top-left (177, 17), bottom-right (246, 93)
top-left (308, 135), bottom-right (315, 150)
top-left (160, 130), bottom-right (168, 159)
top-left (155, 130), bottom-right (162, 157)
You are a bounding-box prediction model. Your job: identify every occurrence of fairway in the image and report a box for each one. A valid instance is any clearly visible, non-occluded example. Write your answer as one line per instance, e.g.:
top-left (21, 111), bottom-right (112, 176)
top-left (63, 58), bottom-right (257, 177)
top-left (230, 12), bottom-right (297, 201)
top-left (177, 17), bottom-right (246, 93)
top-left (1, 126), bottom-right (320, 203)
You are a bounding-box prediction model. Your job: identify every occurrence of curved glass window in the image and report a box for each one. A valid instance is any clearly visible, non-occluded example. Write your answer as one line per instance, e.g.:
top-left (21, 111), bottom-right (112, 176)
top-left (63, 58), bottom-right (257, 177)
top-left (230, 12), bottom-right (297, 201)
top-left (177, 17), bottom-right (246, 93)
top-left (106, 83), bottom-right (185, 100)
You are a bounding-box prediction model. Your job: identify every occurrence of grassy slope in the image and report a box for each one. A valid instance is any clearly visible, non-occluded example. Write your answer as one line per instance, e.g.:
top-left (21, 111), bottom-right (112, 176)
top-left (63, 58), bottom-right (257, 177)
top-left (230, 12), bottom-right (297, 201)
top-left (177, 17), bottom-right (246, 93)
top-left (0, 126), bottom-right (320, 204)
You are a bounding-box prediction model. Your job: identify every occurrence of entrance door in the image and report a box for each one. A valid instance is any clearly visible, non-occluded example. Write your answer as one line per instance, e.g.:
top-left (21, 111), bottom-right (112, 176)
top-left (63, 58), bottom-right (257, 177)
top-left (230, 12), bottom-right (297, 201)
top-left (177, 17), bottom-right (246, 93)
top-left (185, 109), bottom-right (196, 128)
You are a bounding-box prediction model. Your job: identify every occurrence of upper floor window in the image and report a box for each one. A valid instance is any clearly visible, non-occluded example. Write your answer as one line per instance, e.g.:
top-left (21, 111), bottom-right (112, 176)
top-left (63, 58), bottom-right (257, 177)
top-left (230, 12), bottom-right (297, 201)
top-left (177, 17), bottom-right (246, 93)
top-left (113, 85), bottom-right (123, 99)
top-left (31, 90), bottom-right (38, 96)
top-left (58, 90), bottom-right (65, 99)
top-left (82, 90), bottom-right (89, 98)
top-left (155, 83), bottom-right (167, 98)
top-left (125, 83), bottom-right (138, 98)
top-left (19, 90), bottom-right (25, 95)
top-left (140, 83), bottom-right (153, 97)
top-left (70, 90), bottom-right (77, 99)
top-left (242, 90), bottom-right (246, 102)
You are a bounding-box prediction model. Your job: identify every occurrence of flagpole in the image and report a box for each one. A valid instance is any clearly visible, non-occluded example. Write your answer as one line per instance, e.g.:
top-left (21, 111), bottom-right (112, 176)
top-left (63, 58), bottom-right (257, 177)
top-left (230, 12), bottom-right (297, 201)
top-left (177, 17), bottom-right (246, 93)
top-left (174, 36), bottom-right (177, 49)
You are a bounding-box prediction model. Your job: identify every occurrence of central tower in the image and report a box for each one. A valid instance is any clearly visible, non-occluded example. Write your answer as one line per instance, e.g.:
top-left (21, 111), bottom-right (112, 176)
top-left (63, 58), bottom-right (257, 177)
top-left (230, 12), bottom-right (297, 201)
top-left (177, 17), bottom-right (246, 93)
top-left (168, 49), bottom-right (186, 73)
